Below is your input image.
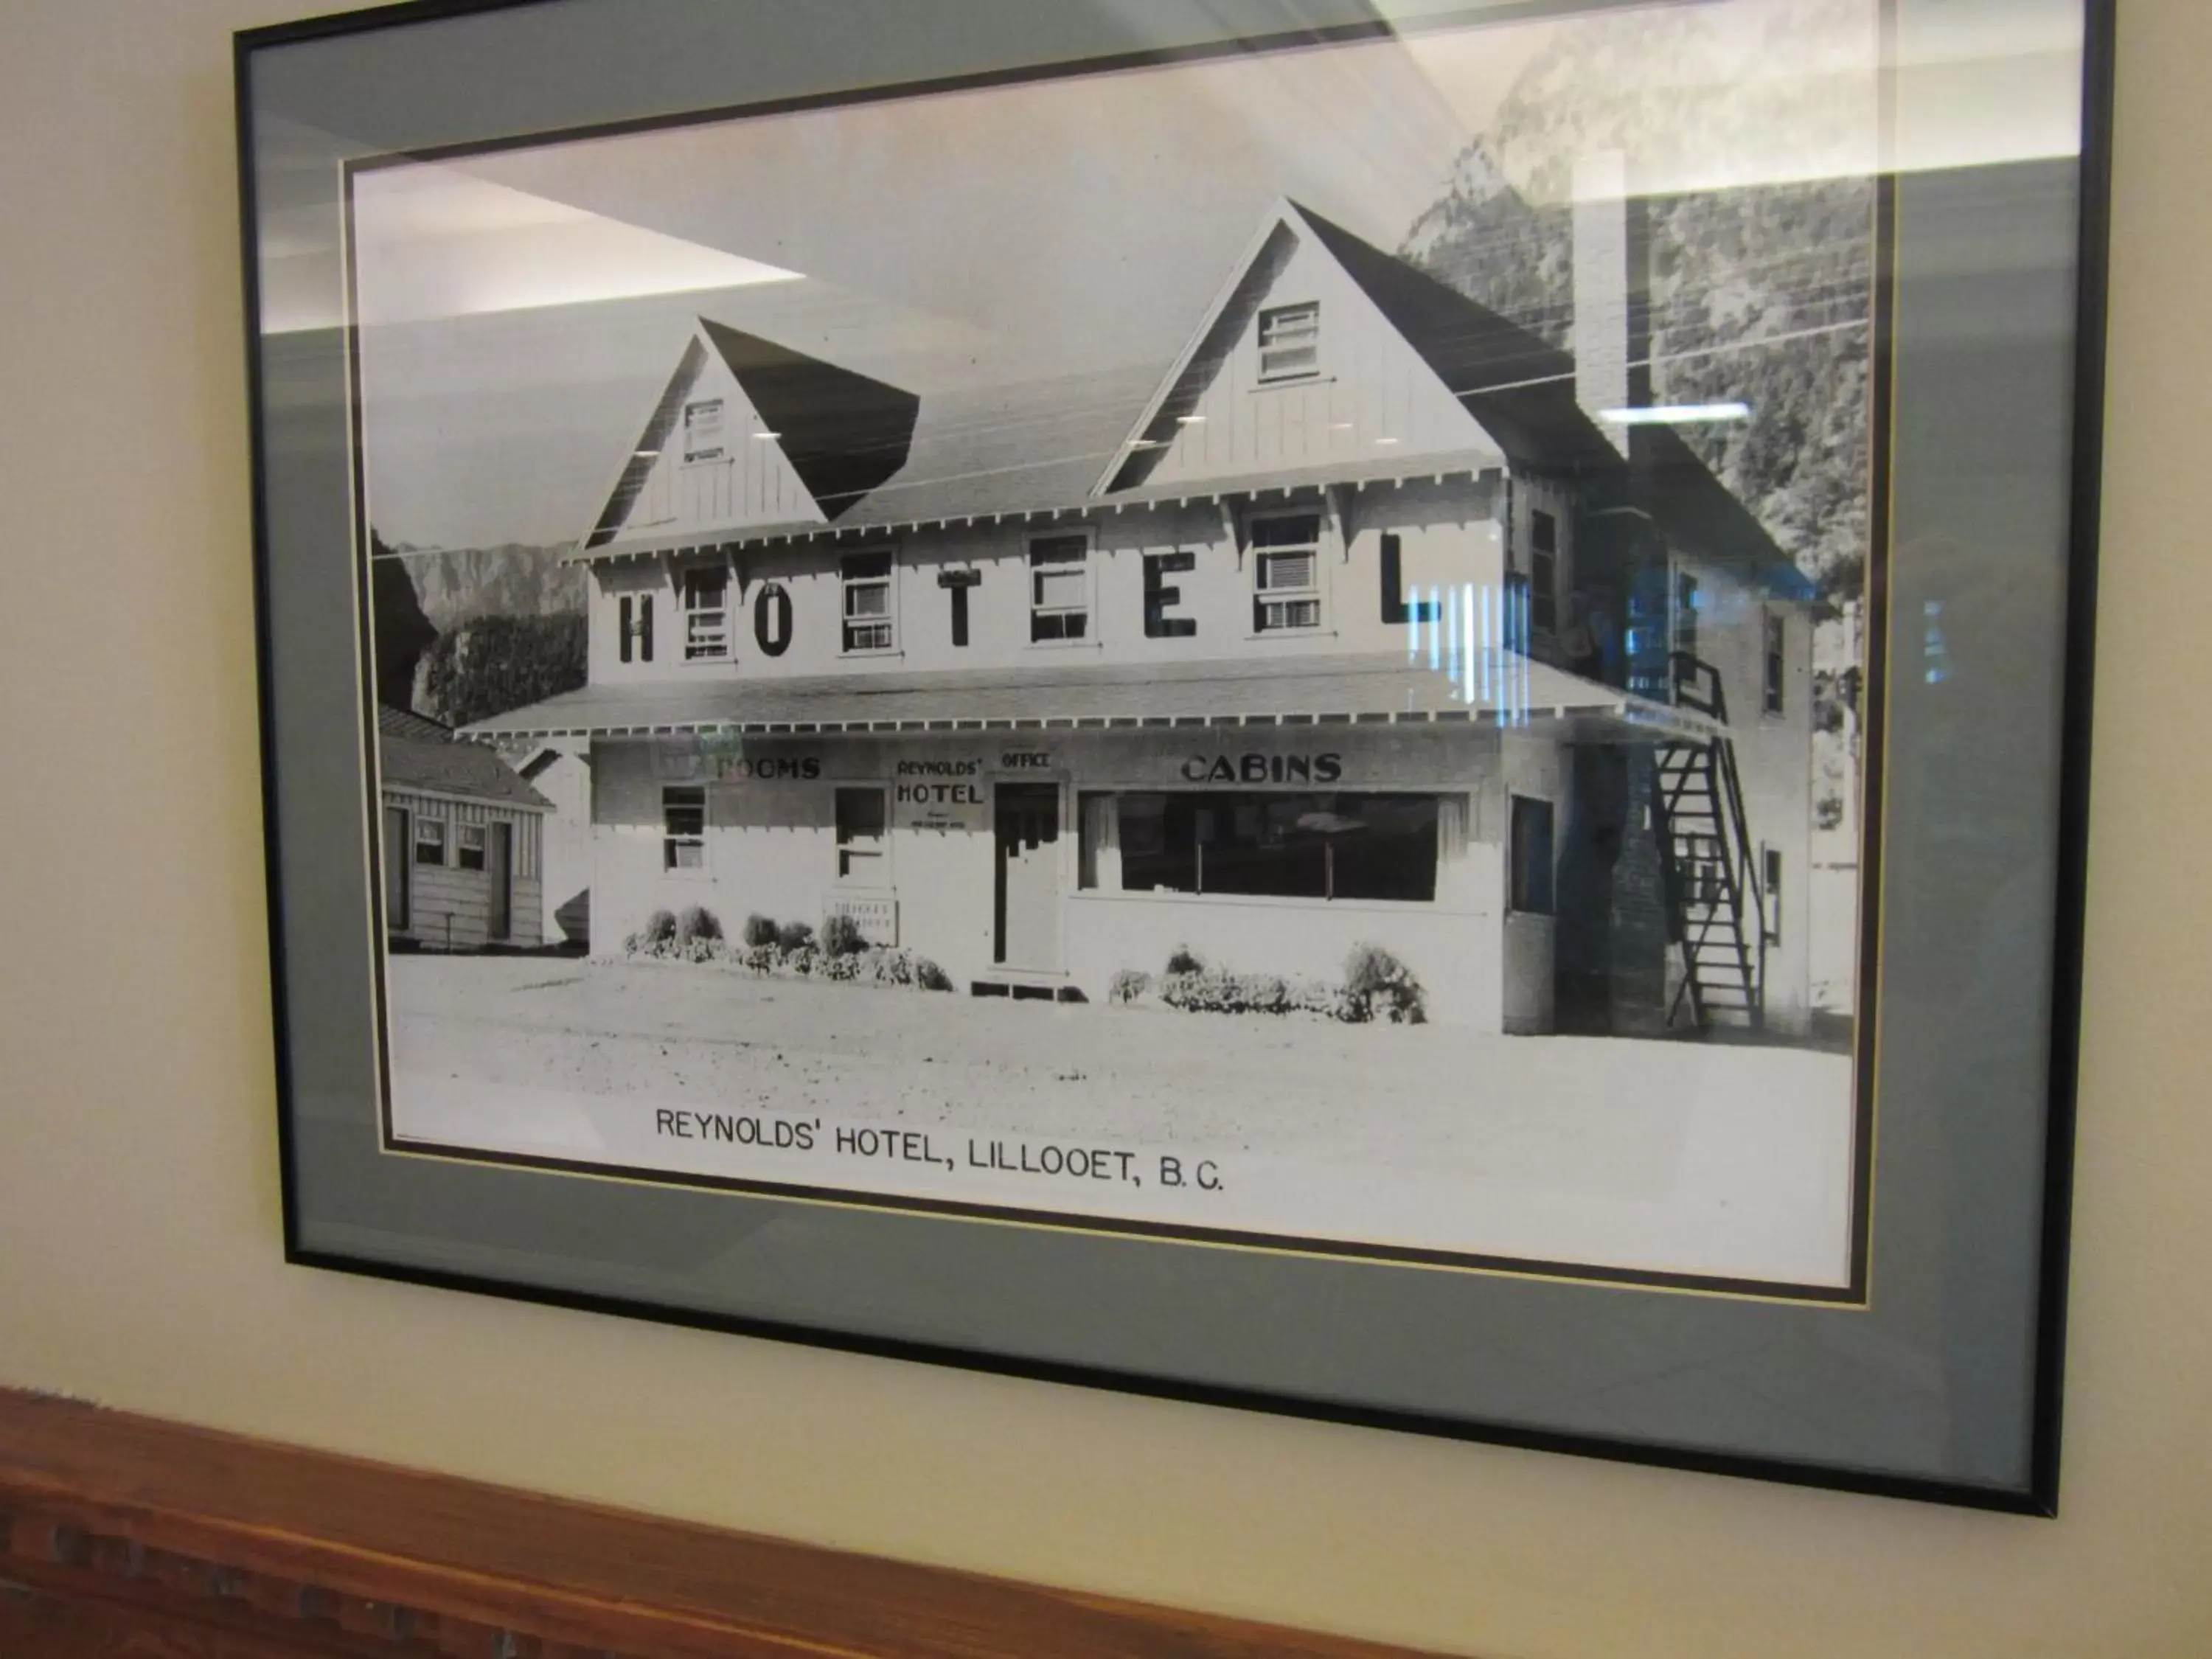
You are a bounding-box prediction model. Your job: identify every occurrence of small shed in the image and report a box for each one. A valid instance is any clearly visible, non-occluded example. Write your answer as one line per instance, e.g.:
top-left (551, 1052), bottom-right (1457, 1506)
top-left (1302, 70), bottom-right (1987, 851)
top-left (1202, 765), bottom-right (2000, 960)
top-left (377, 706), bottom-right (552, 951)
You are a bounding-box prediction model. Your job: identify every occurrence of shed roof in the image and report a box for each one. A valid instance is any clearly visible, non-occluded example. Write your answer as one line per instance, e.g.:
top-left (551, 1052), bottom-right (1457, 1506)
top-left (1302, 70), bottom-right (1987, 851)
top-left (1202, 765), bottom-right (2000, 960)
top-left (458, 653), bottom-right (1716, 743)
top-left (378, 706), bottom-right (554, 810)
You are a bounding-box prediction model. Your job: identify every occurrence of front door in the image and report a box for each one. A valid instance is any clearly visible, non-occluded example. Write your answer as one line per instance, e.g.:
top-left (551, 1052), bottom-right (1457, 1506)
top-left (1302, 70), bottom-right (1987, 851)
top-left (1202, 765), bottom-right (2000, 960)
top-left (382, 806), bottom-right (409, 931)
top-left (993, 783), bottom-right (1061, 970)
top-left (487, 821), bottom-right (512, 942)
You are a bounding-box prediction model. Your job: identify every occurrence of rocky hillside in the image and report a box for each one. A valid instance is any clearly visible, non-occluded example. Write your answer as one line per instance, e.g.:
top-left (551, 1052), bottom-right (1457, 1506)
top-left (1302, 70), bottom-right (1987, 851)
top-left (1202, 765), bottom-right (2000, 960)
top-left (395, 541), bottom-right (585, 631)
top-left (1401, 0), bottom-right (1877, 593)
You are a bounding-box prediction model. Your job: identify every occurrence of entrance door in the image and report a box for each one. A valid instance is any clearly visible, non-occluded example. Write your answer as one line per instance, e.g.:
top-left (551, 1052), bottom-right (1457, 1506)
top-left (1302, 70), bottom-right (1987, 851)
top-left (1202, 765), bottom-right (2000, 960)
top-left (487, 821), bottom-right (512, 942)
top-left (994, 783), bottom-right (1062, 970)
top-left (382, 806), bottom-right (409, 931)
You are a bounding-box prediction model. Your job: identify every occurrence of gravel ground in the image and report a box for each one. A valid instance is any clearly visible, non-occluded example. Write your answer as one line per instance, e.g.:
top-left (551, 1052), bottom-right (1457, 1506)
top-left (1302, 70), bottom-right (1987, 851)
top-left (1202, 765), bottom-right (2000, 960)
top-left (385, 953), bottom-right (1859, 1282)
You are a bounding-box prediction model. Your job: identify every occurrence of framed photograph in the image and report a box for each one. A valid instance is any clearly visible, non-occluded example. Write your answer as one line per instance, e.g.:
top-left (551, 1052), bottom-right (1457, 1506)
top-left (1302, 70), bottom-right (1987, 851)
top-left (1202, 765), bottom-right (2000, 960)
top-left (239, 0), bottom-right (2111, 1509)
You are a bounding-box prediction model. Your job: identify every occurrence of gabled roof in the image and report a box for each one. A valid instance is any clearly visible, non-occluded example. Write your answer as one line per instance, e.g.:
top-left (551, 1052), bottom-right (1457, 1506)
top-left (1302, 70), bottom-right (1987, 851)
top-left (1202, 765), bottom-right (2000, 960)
top-left (582, 321), bottom-right (919, 552)
top-left (695, 319), bottom-right (918, 516)
top-left (563, 204), bottom-right (1803, 593)
top-left (378, 706), bottom-right (552, 810)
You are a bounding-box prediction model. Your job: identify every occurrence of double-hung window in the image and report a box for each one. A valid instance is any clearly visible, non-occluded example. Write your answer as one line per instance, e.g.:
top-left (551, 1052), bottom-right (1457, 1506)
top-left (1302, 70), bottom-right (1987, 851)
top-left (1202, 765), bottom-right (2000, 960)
top-left (619, 593), bottom-right (654, 663)
top-left (1251, 513), bottom-right (1323, 633)
top-left (413, 815), bottom-right (446, 866)
top-left (681, 566), bottom-right (730, 661)
top-left (1509, 796), bottom-right (1556, 916)
top-left (457, 824), bottom-right (487, 871)
top-left (662, 787), bottom-right (705, 872)
top-left (1529, 509), bottom-right (1559, 636)
top-left (1257, 302), bottom-right (1320, 382)
top-left (1028, 534), bottom-right (1090, 642)
top-left (841, 552), bottom-right (895, 653)
top-left (682, 398), bottom-right (725, 462)
top-left (1763, 609), bottom-right (1787, 714)
top-left (835, 787), bottom-right (886, 880)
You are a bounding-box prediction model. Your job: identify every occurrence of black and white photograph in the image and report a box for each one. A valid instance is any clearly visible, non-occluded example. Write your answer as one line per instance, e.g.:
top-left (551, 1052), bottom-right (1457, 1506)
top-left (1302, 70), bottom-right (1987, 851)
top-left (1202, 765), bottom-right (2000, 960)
top-left (352, 0), bottom-right (1885, 1295)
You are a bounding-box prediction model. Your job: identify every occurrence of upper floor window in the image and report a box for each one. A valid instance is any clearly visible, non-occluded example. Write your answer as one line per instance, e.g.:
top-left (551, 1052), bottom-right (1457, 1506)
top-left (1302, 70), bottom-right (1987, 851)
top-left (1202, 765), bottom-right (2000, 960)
top-left (1257, 302), bottom-right (1320, 383)
top-left (842, 552), bottom-right (895, 653)
top-left (619, 594), bottom-right (654, 664)
top-left (1763, 609), bottom-right (1786, 714)
top-left (1251, 512), bottom-right (1323, 633)
top-left (1529, 509), bottom-right (1559, 636)
top-left (663, 787), bottom-right (705, 872)
top-left (681, 566), bottom-right (730, 661)
top-left (682, 398), bottom-right (725, 462)
top-left (413, 815), bottom-right (446, 867)
top-left (1029, 534), bottom-right (1091, 642)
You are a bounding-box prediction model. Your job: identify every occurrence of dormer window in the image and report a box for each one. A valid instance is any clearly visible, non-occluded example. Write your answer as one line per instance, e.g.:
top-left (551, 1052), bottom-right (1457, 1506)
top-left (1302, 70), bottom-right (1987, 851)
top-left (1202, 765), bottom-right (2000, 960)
top-left (1258, 302), bottom-right (1319, 382)
top-left (682, 398), bottom-right (725, 462)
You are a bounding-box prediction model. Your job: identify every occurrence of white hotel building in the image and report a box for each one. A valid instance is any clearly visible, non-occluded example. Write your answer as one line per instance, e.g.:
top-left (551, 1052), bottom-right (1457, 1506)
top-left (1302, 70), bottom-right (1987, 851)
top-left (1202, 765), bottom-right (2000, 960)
top-left (461, 195), bottom-right (1820, 1037)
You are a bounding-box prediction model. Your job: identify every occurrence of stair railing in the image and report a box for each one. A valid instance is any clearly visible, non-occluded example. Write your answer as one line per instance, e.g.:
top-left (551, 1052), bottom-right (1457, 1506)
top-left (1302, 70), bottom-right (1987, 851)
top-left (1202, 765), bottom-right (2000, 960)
top-left (1666, 652), bottom-right (1767, 1029)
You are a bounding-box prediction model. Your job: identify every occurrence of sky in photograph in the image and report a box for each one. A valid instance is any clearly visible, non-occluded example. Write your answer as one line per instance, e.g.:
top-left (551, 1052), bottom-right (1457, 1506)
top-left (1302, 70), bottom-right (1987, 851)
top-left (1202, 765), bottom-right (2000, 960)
top-left (353, 1), bottom-right (1885, 552)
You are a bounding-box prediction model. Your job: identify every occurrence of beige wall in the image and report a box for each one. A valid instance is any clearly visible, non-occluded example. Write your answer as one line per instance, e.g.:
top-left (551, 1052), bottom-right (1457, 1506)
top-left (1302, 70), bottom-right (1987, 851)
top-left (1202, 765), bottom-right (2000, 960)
top-left (1, 4), bottom-right (2208, 1655)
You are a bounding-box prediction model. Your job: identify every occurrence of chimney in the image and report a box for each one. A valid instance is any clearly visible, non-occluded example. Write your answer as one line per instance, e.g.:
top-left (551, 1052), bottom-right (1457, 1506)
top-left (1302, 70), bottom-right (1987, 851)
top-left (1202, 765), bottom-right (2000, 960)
top-left (1572, 150), bottom-right (1650, 456)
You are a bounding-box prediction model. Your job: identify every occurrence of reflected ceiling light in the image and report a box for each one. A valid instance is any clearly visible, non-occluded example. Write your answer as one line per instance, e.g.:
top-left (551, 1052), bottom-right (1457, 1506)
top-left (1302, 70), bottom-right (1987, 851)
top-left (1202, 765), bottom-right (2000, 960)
top-left (1374, 435), bottom-right (1400, 445)
top-left (1176, 414), bottom-right (1206, 424)
top-left (349, 166), bottom-right (803, 327)
top-left (1599, 402), bottom-right (1752, 425)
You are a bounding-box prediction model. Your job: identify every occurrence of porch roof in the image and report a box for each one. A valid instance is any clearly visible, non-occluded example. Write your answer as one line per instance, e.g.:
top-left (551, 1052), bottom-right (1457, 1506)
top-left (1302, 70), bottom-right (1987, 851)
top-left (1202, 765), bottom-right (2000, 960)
top-left (458, 653), bottom-right (1719, 744)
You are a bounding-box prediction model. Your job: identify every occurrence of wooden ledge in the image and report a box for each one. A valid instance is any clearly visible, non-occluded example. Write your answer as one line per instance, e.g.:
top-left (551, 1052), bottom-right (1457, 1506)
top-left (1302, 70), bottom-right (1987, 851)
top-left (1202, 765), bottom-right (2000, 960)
top-left (0, 1387), bottom-right (1452, 1658)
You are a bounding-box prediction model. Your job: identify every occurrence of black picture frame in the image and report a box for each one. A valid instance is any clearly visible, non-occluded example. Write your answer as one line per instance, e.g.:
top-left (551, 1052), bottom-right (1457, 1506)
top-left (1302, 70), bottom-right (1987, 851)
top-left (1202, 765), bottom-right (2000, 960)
top-left (239, 0), bottom-right (2112, 1512)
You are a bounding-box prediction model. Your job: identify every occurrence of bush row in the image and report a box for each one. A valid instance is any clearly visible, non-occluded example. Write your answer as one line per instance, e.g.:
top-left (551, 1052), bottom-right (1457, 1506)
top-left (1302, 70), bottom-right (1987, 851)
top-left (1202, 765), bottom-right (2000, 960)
top-left (1113, 942), bottom-right (1426, 1024)
top-left (622, 907), bottom-right (949, 992)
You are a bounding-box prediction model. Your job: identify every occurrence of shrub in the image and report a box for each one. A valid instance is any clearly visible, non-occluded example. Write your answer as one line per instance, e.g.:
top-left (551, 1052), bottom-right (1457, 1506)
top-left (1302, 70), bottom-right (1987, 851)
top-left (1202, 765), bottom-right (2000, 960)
top-left (1108, 969), bottom-right (1152, 1005)
top-left (1161, 969), bottom-right (1299, 1016)
top-left (675, 904), bottom-right (721, 945)
top-left (625, 908), bottom-right (681, 953)
top-left (775, 919), bottom-right (815, 953)
top-left (1343, 943), bottom-right (1425, 1024)
top-left (741, 912), bottom-right (779, 949)
top-left (820, 912), bottom-right (867, 958)
top-left (734, 943), bottom-right (779, 974)
top-left (1164, 943), bottom-right (1203, 976)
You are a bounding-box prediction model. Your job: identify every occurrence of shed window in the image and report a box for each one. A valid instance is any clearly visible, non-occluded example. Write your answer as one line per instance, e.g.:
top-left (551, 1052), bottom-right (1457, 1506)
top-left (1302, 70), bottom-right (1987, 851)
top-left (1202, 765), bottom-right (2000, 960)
top-left (1029, 534), bottom-right (1090, 641)
top-left (1509, 796), bottom-right (1555, 916)
top-left (1251, 512), bottom-right (1322, 633)
top-left (663, 787), bottom-right (705, 872)
top-left (835, 787), bottom-right (886, 880)
top-left (1257, 302), bottom-right (1320, 382)
top-left (1093, 791), bottom-right (1436, 902)
top-left (683, 398), bottom-right (725, 462)
top-left (457, 823), bottom-right (487, 872)
top-left (842, 552), bottom-right (895, 653)
top-left (682, 566), bottom-right (730, 661)
top-left (413, 816), bottom-right (446, 867)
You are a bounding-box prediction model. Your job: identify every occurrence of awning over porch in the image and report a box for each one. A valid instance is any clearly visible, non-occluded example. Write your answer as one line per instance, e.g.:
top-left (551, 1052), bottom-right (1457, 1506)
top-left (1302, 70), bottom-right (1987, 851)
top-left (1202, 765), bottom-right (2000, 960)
top-left (459, 651), bottom-right (1721, 743)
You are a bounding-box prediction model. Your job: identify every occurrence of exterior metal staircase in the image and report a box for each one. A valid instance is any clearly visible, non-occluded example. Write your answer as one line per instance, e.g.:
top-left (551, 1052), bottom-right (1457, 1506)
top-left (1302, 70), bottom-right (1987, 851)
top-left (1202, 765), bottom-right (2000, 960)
top-left (1654, 653), bottom-right (1767, 1032)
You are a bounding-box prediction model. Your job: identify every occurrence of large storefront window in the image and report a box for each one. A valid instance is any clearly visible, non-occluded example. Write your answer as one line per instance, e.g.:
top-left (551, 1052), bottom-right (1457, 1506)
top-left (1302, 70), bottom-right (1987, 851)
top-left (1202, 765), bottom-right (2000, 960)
top-left (1083, 791), bottom-right (1439, 902)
